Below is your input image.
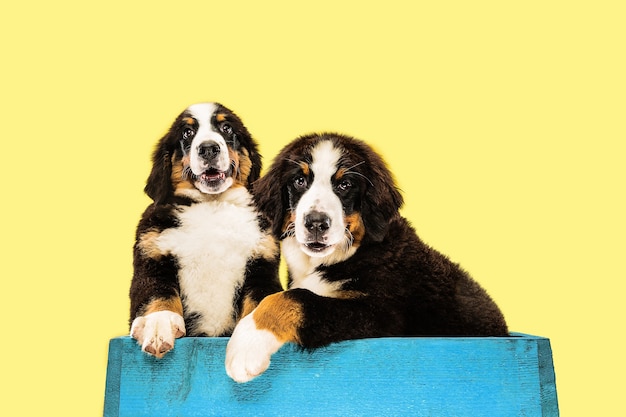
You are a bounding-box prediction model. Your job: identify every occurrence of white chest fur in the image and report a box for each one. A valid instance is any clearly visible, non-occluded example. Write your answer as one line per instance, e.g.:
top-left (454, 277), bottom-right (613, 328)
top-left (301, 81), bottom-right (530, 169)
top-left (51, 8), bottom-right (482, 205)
top-left (157, 189), bottom-right (263, 335)
top-left (282, 237), bottom-right (347, 297)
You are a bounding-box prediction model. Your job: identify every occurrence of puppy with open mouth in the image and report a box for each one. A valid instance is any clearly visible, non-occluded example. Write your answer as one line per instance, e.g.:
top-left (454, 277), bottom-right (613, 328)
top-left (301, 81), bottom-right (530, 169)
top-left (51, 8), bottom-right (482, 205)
top-left (129, 102), bottom-right (282, 358)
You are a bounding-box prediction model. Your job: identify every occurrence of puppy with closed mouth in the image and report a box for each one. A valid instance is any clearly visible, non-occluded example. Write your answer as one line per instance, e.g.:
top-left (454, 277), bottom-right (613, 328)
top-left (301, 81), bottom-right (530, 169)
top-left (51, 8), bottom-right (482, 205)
top-left (226, 132), bottom-right (508, 382)
top-left (129, 102), bottom-right (281, 358)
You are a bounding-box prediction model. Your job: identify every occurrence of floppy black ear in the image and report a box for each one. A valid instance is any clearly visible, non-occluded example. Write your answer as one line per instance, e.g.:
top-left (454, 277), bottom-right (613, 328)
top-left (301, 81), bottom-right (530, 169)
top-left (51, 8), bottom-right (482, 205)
top-left (144, 133), bottom-right (175, 204)
top-left (247, 149), bottom-right (263, 186)
top-left (252, 160), bottom-right (289, 238)
top-left (360, 150), bottom-right (404, 242)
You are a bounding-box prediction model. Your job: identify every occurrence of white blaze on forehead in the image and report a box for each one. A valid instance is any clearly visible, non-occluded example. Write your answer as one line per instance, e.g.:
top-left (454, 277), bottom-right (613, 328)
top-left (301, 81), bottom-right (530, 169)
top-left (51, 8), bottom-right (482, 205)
top-left (185, 102), bottom-right (230, 175)
top-left (294, 140), bottom-right (346, 248)
top-left (310, 140), bottom-right (342, 185)
top-left (187, 102), bottom-right (219, 119)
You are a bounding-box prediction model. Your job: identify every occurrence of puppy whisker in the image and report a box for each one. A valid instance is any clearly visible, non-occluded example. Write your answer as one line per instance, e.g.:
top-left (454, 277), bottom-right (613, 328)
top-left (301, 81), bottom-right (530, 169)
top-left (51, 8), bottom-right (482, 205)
top-left (230, 160), bottom-right (241, 181)
top-left (284, 158), bottom-right (305, 168)
top-left (281, 222), bottom-right (296, 239)
top-left (345, 170), bottom-right (373, 187)
top-left (343, 161), bottom-right (374, 187)
top-left (179, 140), bottom-right (190, 157)
top-left (343, 228), bottom-right (355, 251)
top-left (181, 166), bottom-right (194, 181)
top-left (344, 161), bottom-right (366, 171)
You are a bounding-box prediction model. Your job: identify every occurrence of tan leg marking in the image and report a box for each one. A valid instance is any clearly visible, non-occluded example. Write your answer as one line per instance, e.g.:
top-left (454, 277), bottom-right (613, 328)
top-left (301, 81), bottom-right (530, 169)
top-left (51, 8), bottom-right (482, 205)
top-left (143, 297), bottom-right (184, 317)
top-left (253, 292), bottom-right (303, 344)
top-left (240, 295), bottom-right (258, 319)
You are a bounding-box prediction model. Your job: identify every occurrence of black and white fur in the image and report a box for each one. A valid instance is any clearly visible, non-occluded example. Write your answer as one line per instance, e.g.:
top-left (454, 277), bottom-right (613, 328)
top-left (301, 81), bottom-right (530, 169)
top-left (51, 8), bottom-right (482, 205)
top-left (226, 133), bottom-right (508, 382)
top-left (129, 102), bottom-right (281, 358)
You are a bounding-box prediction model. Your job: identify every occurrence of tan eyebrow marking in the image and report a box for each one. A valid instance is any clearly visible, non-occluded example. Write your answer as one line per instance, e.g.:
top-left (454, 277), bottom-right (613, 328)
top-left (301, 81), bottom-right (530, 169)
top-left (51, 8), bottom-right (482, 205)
top-left (335, 167), bottom-right (347, 180)
top-left (299, 162), bottom-right (310, 176)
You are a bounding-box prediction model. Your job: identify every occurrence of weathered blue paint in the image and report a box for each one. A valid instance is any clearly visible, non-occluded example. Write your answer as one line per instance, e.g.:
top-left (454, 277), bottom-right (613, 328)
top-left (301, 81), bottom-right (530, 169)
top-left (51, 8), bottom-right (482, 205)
top-left (104, 333), bottom-right (558, 416)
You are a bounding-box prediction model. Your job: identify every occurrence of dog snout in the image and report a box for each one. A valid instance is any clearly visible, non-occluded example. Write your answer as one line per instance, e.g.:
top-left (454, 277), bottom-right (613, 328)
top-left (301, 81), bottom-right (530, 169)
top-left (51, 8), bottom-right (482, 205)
top-left (197, 141), bottom-right (221, 161)
top-left (304, 211), bottom-right (331, 234)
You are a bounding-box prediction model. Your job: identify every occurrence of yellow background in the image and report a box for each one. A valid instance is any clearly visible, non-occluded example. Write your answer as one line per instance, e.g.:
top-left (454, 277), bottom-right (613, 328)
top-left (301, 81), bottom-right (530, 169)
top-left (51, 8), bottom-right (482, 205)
top-left (1, 1), bottom-right (624, 415)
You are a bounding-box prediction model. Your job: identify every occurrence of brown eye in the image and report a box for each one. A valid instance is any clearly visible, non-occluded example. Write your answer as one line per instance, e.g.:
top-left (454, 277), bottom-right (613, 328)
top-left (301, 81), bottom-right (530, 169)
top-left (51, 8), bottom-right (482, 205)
top-left (293, 175), bottom-right (308, 190)
top-left (337, 179), bottom-right (352, 191)
top-left (182, 128), bottom-right (195, 140)
top-left (221, 123), bottom-right (233, 135)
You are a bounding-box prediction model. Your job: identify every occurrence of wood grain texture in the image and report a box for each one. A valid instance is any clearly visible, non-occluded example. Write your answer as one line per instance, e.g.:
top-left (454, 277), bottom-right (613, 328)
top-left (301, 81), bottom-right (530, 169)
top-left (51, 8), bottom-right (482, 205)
top-left (104, 333), bottom-right (558, 416)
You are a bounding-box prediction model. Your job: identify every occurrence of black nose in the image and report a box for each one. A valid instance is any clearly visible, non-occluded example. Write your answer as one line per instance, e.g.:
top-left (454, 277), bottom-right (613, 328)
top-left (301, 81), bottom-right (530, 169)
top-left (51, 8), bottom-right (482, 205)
top-left (197, 141), bottom-right (221, 160)
top-left (304, 211), bottom-right (331, 233)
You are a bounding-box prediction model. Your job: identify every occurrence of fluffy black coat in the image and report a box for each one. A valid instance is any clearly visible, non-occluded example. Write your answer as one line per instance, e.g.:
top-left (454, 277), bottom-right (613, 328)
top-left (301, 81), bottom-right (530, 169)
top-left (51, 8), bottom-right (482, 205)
top-left (255, 133), bottom-right (508, 348)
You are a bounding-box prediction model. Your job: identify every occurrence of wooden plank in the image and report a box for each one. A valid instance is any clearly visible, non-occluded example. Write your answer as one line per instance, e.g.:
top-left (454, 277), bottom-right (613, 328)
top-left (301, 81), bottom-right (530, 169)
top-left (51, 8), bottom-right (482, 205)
top-left (104, 333), bottom-right (558, 416)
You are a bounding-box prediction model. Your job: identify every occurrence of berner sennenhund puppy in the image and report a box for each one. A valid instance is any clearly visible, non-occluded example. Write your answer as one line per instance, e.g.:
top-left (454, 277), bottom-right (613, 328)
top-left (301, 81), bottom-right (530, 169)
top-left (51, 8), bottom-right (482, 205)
top-left (129, 102), bottom-right (282, 358)
top-left (226, 132), bottom-right (508, 382)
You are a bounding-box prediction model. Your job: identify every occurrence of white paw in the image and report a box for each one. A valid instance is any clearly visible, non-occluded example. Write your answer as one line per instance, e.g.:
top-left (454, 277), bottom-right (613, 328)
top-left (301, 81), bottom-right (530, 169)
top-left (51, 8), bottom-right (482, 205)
top-left (130, 310), bottom-right (186, 358)
top-left (225, 312), bottom-right (284, 383)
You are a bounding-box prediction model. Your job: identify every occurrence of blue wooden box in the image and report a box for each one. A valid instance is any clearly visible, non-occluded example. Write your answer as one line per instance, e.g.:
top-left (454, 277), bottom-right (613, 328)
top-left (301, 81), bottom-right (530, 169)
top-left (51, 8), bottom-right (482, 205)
top-left (104, 333), bottom-right (558, 416)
